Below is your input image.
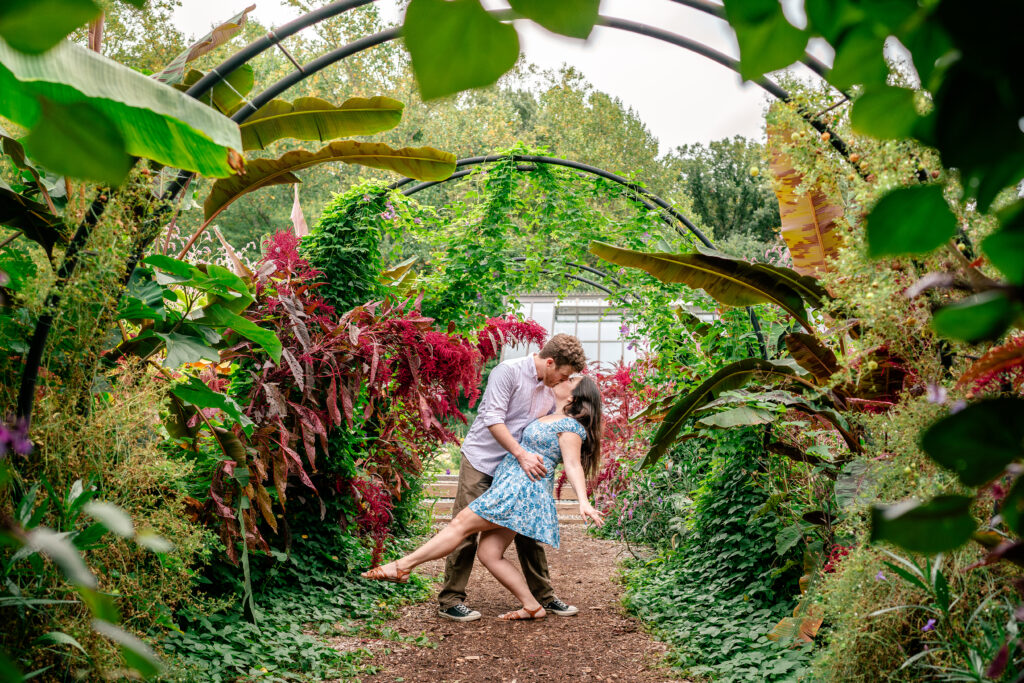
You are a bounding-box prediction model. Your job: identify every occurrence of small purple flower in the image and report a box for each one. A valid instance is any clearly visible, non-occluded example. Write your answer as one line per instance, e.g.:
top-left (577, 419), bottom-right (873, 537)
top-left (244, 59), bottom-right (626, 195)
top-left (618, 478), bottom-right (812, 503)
top-left (921, 619), bottom-right (936, 632)
top-left (414, 217), bottom-right (422, 225)
top-left (641, 232), bottom-right (650, 240)
top-left (445, 468), bottom-right (450, 475)
top-left (950, 400), bottom-right (967, 414)
top-left (363, 194), bottom-right (372, 201)
top-left (875, 571), bottom-right (886, 581)
top-left (657, 497), bottom-right (663, 504)
top-left (619, 323), bottom-right (629, 335)
top-left (0, 418), bottom-right (31, 457)
top-left (626, 341), bottom-right (636, 351)
top-left (926, 383), bottom-right (947, 404)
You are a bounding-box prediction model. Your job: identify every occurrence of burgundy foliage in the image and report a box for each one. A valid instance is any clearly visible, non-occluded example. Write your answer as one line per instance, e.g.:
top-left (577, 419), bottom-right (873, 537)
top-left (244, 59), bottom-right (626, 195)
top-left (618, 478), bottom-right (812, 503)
top-left (207, 231), bottom-right (547, 562)
top-left (556, 360), bottom-right (662, 510)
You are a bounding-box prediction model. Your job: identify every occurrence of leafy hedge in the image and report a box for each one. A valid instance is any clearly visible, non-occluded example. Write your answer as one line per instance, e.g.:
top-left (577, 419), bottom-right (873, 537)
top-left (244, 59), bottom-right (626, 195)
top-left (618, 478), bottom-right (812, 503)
top-left (621, 429), bottom-right (811, 682)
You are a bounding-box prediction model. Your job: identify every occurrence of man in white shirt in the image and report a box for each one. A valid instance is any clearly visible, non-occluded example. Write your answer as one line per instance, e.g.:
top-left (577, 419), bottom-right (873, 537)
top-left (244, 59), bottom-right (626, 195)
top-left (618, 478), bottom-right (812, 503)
top-left (437, 334), bottom-right (587, 621)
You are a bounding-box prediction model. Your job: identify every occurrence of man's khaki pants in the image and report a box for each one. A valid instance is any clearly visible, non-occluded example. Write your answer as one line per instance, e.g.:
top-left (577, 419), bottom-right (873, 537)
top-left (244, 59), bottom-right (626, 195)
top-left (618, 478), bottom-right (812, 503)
top-left (437, 454), bottom-right (554, 609)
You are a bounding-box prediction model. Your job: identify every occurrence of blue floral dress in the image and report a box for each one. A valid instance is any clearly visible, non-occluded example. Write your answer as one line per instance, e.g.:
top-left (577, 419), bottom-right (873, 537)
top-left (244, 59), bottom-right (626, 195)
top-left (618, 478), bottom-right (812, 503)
top-left (469, 416), bottom-right (587, 548)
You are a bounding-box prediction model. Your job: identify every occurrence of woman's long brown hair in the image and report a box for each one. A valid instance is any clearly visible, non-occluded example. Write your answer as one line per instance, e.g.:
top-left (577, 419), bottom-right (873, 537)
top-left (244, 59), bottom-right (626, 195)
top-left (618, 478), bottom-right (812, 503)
top-left (564, 375), bottom-right (602, 479)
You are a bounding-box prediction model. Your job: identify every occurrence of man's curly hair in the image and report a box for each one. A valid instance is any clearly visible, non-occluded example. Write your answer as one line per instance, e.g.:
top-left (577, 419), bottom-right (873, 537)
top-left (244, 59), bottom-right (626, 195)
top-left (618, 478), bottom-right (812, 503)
top-left (538, 333), bottom-right (586, 372)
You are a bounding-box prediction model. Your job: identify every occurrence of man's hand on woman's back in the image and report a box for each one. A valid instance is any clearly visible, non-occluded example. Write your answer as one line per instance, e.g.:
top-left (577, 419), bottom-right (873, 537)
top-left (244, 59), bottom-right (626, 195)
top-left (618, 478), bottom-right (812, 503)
top-left (514, 450), bottom-right (547, 481)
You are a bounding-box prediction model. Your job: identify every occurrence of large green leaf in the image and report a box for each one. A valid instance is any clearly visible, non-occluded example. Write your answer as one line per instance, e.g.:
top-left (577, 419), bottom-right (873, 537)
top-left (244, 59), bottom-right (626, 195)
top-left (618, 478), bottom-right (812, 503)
top-left (157, 332), bottom-right (220, 369)
top-left (866, 184), bottom-right (958, 258)
top-left (0, 178), bottom-right (64, 256)
top-left (404, 0), bottom-right (520, 101)
top-left (171, 376), bottom-right (253, 434)
top-left (25, 99), bottom-right (133, 186)
top-left (508, 0), bottom-right (599, 39)
top-left (724, 0), bottom-right (808, 82)
top-left (174, 66), bottom-right (254, 116)
top-left (240, 96), bottom-right (404, 151)
top-left (153, 5), bottom-right (255, 85)
top-left (931, 290), bottom-right (1021, 344)
top-left (698, 405), bottom-right (778, 428)
top-left (590, 241), bottom-right (814, 330)
top-left (981, 201), bottom-right (1024, 284)
top-left (203, 141), bottom-right (456, 222)
top-left (850, 85), bottom-right (920, 140)
top-left (871, 496), bottom-right (976, 555)
top-left (0, 37), bottom-right (241, 180)
top-left (827, 25), bottom-right (888, 90)
top-left (197, 303), bottom-right (281, 363)
top-left (920, 398), bottom-right (1024, 487)
top-left (0, 0), bottom-right (100, 55)
top-left (641, 358), bottom-right (807, 468)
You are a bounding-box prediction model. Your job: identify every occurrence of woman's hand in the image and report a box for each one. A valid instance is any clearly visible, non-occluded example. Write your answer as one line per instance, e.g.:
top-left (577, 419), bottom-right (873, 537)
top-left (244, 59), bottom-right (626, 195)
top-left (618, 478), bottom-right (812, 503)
top-left (579, 500), bottom-right (604, 527)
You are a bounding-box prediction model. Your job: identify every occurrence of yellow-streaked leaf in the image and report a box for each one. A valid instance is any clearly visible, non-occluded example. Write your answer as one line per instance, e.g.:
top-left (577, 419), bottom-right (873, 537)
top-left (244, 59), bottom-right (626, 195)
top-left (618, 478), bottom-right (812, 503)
top-left (769, 127), bottom-right (843, 276)
top-left (240, 96), bottom-right (404, 151)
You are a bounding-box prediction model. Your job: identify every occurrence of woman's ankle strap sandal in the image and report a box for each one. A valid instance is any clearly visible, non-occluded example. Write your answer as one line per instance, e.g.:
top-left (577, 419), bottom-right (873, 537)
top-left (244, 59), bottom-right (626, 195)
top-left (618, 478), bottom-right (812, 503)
top-left (498, 605), bottom-right (546, 620)
top-left (360, 562), bottom-right (411, 583)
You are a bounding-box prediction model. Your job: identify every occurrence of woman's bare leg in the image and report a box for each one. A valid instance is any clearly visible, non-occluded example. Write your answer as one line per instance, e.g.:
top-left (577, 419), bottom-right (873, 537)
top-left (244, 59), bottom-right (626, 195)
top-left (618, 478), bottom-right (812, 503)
top-left (391, 507), bottom-right (497, 573)
top-left (477, 528), bottom-right (545, 618)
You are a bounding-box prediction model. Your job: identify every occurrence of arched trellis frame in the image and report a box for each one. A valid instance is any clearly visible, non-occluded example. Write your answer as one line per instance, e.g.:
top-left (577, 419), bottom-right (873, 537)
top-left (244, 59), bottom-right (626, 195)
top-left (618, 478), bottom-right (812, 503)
top-left (393, 153), bottom-right (769, 357)
top-left (17, 0), bottom-right (851, 422)
top-left (390, 155), bottom-right (713, 247)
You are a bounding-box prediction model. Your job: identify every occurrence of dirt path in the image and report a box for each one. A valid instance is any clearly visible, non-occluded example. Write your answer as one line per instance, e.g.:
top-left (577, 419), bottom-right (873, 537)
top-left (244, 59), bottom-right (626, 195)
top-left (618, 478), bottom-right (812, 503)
top-left (330, 526), bottom-right (681, 683)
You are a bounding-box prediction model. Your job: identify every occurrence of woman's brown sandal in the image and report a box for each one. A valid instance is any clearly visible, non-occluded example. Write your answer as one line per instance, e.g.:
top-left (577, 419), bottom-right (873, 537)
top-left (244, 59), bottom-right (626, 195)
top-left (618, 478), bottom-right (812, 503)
top-left (360, 562), bottom-right (411, 583)
top-left (498, 605), bottom-right (546, 621)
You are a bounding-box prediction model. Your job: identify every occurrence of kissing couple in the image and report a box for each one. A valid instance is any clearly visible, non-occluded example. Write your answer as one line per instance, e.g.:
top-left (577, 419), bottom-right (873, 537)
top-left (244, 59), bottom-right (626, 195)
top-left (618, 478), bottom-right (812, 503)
top-left (363, 333), bottom-right (603, 621)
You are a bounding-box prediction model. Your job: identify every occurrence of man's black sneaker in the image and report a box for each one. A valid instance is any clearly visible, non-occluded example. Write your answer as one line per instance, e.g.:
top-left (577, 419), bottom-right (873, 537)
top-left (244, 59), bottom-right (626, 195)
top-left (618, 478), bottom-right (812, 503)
top-left (543, 598), bottom-right (579, 616)
top-left (438, 604), bottom-right (482, 622)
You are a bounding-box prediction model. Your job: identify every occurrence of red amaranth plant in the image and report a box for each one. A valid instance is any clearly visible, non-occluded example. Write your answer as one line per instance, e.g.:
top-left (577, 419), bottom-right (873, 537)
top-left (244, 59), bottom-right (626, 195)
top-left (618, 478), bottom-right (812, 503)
top-left (349, 476), bottom-right (394, 566)
top-left (556, 359), bottom-right (662, 507)
top-left (207, 231), bottom-right (547, 560)
top-left (476, 315), bottom-right (547, 361)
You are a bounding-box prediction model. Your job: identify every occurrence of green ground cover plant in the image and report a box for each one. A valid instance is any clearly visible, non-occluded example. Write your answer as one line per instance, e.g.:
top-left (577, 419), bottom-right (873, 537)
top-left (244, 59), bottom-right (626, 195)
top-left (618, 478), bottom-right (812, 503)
top-left (621, 429), bottom-right (811, 682)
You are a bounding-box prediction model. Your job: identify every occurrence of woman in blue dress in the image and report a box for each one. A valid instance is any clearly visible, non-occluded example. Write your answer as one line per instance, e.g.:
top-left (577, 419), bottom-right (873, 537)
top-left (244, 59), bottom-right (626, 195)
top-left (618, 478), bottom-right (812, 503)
top-left (362, 375), bottom-right (604, 620)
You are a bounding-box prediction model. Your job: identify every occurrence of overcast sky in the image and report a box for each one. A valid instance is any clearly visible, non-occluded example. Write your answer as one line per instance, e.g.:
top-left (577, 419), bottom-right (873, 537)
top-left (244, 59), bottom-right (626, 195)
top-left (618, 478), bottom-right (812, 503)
top-left (172, 0), bottom-right (826, 154)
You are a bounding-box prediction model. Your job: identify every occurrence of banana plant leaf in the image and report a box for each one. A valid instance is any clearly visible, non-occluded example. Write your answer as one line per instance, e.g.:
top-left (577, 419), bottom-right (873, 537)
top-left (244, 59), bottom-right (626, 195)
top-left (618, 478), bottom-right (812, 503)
top-left (203, 141), bottom-right (456, 222)
top-left (590, 241), bottom-right (815, 331)
top-left (174, 66), bottom-right (254, 116)
top-left (698, 405), bottom-right (779, 428)
top-left (240, 96), bottom-right (405, 151)
top-left (0, 37), bottom-right (241, 180)
top-left (0, 178), bottom-right (64, 256)
top-left (769, 125), bottom-right (843, 275)
top-left (153, 5), bottom-right (255, 85)
top-left (640, 358), bottom-right (814, 468)
top-left (784, 332), bottom-right (839, 383)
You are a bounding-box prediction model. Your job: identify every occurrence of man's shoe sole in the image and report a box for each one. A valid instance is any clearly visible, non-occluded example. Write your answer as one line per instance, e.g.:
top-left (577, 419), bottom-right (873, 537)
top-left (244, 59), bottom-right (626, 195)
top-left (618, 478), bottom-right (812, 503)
top-left (437, 609), bottom-right (481, 622)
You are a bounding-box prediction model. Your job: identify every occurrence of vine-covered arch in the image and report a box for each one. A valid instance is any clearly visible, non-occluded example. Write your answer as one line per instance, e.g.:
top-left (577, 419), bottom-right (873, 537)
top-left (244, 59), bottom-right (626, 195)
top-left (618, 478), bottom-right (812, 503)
top-left (24, 0), bottom-right (830, 420)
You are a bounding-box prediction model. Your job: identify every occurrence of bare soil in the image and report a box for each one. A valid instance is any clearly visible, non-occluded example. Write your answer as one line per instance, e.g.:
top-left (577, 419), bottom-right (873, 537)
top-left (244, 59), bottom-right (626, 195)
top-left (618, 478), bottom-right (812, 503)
top-left (326, 526), bottom-right (684, 683)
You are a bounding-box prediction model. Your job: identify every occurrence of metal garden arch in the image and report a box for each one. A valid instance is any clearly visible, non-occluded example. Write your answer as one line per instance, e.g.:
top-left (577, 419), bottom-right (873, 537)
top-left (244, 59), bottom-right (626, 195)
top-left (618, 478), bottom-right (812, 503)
top-left (18, 0), bottom-right (847, 422)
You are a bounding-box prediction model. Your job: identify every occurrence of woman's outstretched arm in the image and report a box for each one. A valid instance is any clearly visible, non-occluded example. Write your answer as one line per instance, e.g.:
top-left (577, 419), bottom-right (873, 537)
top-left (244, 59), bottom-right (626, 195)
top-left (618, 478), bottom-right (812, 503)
top-left (558, 432), bottom-right (603, 527)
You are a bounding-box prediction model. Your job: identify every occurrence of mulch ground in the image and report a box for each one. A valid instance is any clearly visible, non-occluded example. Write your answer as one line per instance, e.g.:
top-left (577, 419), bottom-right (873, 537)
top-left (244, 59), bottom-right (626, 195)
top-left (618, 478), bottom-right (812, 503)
top-left (326, 526), bottom-right (685, 683)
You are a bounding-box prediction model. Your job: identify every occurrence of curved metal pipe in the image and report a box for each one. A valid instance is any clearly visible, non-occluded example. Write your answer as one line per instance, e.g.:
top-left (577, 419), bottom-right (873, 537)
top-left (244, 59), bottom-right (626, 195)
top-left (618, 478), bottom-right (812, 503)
top-left (394, 154), bottom-right (712, 247)
top-left (509, 256), bottom-right (625, 289)
top-left (665, 0), bottom-right (836, 85)
top-left (393, 157), bottom-right (704, 245)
